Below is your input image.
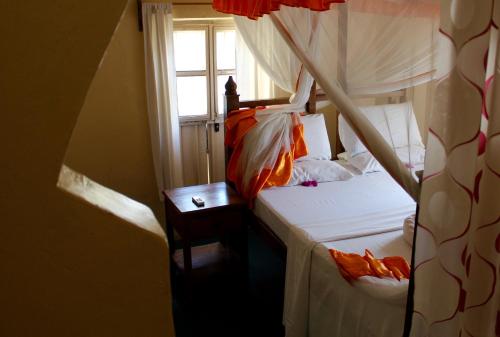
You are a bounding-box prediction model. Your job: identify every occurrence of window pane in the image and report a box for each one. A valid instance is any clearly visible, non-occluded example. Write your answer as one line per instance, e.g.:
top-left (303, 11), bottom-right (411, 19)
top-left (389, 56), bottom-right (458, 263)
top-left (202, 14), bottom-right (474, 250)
top-left (217, 74), bottom-right (235, 116)
top-left (216, 30), bottom-right (236, 70)
top-left (177, 76), bottom-right (208, 117)
top-left (173, 30), bottom-right (206, 71)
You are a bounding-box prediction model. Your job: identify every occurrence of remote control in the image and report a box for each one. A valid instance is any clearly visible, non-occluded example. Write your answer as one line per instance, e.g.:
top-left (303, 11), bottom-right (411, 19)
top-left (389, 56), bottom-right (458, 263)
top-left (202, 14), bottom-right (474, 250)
top-left (192, 196), bottom-right (205, 207)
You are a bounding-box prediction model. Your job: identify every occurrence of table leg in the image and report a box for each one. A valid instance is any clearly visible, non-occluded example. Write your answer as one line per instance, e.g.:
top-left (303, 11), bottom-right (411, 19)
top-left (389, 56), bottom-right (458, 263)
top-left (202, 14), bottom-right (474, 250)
top-left (164, 205), bottom-right (178, 295)
top-left (182, 232), bottom-right (192, 299)
top-left (240, 210), bottom-right (249, 272)
top-left (165, 214), bottom-right (175, 257)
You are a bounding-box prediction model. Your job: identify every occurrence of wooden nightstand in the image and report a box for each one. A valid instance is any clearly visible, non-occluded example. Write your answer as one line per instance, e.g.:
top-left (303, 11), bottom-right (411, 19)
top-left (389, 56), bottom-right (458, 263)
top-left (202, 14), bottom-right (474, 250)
top-left (163, 182), bottom-right (248, 293)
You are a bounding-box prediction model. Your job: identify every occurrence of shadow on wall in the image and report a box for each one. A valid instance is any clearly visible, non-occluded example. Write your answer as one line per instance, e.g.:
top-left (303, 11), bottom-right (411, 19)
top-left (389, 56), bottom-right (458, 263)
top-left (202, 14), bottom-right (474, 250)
top-left (64, 0), bottom-right (164, 222)
top-left (0, 0), bottom-right (175, 336)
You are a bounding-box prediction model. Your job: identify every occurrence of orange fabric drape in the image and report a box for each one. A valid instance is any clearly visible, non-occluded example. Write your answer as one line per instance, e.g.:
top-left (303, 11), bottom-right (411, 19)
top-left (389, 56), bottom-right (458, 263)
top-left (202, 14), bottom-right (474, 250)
top-left (329, 249), bottom-right (410, 282)
top-left (224, 108), bottom-right (259, 149)
top-left (213, 0), bottom-right (437, 20)
top-left (225, 108), bottom-right (307, 201)
top-left (213, 0), bottom-right (346, 20)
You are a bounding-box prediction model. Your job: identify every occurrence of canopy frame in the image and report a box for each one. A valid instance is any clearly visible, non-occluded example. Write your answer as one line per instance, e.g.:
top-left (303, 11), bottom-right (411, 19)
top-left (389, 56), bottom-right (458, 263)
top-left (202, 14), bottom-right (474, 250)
top-left (268, 11), bottom-right (421, 201)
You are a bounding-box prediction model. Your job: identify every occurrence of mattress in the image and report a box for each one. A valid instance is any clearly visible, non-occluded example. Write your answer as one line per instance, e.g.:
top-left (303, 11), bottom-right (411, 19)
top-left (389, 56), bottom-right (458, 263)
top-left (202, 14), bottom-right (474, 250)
top-left (253, 170), bottom-right (416, 337)
top-left (254, 170), bottom-right (416, 244)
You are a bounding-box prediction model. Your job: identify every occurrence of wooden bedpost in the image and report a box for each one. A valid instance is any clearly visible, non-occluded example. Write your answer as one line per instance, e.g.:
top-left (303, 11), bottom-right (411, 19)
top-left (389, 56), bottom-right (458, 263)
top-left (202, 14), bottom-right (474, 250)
top-left (403, 170), bottom-right (424, 337)
top-left (335, 110), bottom-right (345, 156)
top-left (224, 76), bottom-right (240, 116)
top-left (224, 76), bottom-right (239, 185)
top-left (306, 81), bottom-right (317, 114)
top-left (334, 4), bottom-right (348, 158)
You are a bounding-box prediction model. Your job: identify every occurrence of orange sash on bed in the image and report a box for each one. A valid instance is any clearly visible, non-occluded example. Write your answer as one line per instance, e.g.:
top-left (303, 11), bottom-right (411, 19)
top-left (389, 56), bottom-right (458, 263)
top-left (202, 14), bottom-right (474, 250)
top-left (225, 108), bottom-right (308, 201)
top-left (329, 249), bottom-right (410, 282)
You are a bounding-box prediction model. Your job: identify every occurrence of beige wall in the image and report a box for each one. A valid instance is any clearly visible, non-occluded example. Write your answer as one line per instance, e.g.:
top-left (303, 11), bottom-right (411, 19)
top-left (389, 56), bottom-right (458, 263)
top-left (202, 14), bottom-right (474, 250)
top-left (410, 81), bottom-right (435, 144)
top-left (318, 104), bottom-right (341, 156)
top-left (0, 1), bottom-right (175, 336)
top-left (65, 0), bottom-right (229, 219)
top-left (65, 0), bottom-right (163, 220)
top-left (64, 0), bottom-right (231, 215)
top-left (173, 4), bottom-right (227, 19)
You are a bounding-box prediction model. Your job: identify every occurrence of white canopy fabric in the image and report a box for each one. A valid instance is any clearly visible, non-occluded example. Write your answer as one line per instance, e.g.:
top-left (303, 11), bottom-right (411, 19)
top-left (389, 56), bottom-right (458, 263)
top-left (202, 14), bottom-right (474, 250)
top-left (235, 30), bottom-right (277, 101)
top-left (234, 13), bottom-right (316, 113)
top-left (235, 0), bottom-right (441, 96)
top-left (235, 15), bottom-right (302, 96)
top-left (233, 1), bottom-right (441, 201)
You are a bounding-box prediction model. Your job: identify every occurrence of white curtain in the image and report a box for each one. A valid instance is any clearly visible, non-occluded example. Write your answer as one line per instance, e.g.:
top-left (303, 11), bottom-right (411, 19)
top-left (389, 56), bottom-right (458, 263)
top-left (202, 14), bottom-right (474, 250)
top-left (411, 2), bottom-right (500, 336)
top-left (142, 3), bottom-right (183, 194)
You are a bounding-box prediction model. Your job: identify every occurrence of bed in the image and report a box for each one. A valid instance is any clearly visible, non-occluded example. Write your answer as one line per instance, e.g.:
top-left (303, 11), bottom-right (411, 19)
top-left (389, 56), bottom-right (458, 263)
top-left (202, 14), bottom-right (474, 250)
top-left (223, 76), bottom-right (419, 337)
top-left (255, 170), bottom-right (415, 337)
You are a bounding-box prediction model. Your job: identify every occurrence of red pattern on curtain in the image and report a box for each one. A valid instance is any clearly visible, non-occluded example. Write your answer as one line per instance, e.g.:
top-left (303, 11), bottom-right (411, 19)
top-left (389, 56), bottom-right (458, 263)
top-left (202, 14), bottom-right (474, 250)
top-left (412, 1), bottom-right (500, 336)
top-left (212, 0), bottom-right (345, 19)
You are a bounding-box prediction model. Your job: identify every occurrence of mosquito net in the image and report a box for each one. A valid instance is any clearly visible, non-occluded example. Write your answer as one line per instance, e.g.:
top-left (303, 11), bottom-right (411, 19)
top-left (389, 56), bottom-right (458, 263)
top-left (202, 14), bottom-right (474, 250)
top-left (220, 0), bottom-right (441, 200)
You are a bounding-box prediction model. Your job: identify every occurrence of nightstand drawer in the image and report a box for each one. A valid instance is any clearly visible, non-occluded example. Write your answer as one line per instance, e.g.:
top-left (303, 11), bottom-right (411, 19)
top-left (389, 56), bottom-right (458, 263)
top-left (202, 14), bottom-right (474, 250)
top-left (181, 209), bottom-right (245, 240)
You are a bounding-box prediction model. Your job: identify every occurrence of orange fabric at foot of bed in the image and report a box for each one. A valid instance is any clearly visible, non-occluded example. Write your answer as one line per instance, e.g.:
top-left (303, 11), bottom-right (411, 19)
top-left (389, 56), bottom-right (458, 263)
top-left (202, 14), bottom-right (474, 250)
top-left (329, 249), bottom-right (410, 283)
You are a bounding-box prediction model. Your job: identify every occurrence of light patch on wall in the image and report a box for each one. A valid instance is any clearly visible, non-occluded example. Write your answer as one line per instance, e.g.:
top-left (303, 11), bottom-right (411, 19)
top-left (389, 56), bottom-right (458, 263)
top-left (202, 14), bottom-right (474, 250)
top-left (57, 165), bottom-right (165, 237)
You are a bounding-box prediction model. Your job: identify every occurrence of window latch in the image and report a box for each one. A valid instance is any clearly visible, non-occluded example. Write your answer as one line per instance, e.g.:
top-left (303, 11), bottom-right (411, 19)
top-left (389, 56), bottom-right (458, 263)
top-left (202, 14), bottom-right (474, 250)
top-left (214, 123), bottom-right (220, 133)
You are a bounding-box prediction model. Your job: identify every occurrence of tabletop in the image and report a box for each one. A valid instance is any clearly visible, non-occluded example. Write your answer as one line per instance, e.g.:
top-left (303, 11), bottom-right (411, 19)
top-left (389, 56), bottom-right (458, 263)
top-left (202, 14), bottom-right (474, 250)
top-left (163, 182), bottom-right (245, 214)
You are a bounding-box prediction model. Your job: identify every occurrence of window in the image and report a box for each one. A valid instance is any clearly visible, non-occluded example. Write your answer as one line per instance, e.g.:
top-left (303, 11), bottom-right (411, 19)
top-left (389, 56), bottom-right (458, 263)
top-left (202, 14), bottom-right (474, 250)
top-left (172, 20), bottom-right (275, 186)
top-left (172, 20), bottom-right (236, 186)
top-left (173, 22), bottom-right (236, 122)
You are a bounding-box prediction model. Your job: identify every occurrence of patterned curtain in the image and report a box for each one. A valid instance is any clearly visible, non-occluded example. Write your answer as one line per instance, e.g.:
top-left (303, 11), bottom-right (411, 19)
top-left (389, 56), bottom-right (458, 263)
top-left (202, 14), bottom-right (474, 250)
top-left (412, 1), bottom-right (500, 336)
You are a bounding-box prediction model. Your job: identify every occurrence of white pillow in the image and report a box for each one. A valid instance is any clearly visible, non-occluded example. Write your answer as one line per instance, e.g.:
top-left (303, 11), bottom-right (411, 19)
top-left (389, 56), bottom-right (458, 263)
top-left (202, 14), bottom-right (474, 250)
top-left (344, 152), bottom-right (383, 174)
top-left (287, 160), bottom-right (353, 186)
top-left (338, 102), bottom-right (423, 157)
top-left (296, 113), bottom-right (332, 161)
top-left (403, 214), bottom-right (416, 247)
top-left (338, 145), bottom-right (426, 174)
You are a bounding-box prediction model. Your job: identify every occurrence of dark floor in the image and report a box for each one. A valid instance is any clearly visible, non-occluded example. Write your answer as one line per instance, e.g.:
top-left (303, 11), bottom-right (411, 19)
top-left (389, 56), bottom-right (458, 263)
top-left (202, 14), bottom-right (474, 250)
top-left (172, 228), bottom-right (285, 337)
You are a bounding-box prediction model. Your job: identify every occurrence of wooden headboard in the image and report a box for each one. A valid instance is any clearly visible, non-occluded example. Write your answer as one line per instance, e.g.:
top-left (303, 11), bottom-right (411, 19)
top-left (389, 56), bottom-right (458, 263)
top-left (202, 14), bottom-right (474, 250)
top-left (223, 76), bottom-right (407, 182)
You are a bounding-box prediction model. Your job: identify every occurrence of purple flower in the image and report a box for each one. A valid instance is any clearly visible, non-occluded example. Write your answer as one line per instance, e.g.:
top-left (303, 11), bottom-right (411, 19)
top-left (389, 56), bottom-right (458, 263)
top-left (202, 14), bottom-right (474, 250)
top-left (301, 180), bottom-right (318, 187)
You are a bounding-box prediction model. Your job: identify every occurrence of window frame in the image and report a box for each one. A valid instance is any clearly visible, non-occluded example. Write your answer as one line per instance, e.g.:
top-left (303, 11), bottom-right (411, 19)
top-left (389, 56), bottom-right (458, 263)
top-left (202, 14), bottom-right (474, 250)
top-left (213, 25), bottom-right (237, 121)
top-left (173, 20), bottom-right (236, 124)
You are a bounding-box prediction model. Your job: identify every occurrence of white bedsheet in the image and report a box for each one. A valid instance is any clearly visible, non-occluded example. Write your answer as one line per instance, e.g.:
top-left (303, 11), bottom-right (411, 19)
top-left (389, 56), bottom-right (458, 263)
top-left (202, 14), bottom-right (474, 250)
top-left (310, 232), bottom-right (412, 337)
top-left (255, 171), bottom-right (416, 243)
top-left (254, 170), bottom-right (416, 337)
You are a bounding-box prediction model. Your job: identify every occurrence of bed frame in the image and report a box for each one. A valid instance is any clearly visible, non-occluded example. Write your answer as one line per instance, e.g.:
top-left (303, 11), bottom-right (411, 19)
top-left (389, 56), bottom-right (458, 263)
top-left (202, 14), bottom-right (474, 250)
top-left (223, 76), bottom-right (407, 259)
top-left (223, 76), bottom-right (334, 258)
